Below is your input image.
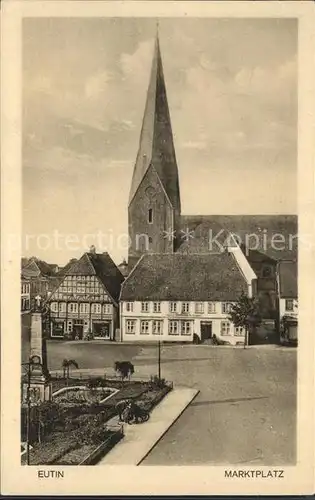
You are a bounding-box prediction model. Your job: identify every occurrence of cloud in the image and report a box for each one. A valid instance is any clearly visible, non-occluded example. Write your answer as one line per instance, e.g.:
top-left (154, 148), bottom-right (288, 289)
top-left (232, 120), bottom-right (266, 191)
top-left (84, 70), bottom-right (113, 99)
top-left (23, 18), bottom-right (297, 229)
top-left (120, 39), bottom-right (153, 84)
top-left (181, 141), bottom-right (207, 150)
top-left (173, 51), bottom-right (296, 159)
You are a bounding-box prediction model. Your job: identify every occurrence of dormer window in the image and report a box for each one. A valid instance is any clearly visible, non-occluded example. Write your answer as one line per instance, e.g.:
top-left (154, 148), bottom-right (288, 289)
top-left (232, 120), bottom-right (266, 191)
top-left (148, 208), bottom-right (153, 224)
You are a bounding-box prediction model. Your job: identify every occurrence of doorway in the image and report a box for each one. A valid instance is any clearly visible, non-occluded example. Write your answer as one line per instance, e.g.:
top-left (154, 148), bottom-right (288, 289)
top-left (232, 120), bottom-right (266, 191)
top-left (200, 322), bottom-right (212, 343)
top-left (73, 321), bottom-right (84, 340)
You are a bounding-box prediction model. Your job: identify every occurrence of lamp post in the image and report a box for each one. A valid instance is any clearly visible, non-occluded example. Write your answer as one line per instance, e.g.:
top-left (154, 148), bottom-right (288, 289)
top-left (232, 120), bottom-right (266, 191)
top-left (158, 339), bottom-right (161, 379)
top-left (22, 355), bottom-right (43, 465)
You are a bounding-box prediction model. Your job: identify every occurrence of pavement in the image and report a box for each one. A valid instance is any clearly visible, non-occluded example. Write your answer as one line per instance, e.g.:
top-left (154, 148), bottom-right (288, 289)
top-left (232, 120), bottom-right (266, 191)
top-left (98, 387), bottom-right (199, 465)
top-left (24, 341), bottom-right (296, 465)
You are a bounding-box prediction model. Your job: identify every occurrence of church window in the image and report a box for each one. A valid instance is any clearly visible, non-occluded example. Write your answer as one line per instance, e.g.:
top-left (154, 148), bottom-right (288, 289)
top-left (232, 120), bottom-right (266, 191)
top-left (148, 208), bottom-right (153, 224)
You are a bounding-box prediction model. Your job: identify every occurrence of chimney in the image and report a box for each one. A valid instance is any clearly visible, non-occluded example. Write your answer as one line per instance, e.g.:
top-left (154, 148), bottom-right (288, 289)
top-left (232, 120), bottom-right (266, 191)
top-left (89, 245), bottom-right (96, 254)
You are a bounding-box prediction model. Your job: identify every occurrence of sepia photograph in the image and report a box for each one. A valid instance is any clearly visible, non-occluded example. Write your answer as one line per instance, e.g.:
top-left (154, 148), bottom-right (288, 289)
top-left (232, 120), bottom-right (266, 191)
top-left (1, 1), bottom-right (314, 496)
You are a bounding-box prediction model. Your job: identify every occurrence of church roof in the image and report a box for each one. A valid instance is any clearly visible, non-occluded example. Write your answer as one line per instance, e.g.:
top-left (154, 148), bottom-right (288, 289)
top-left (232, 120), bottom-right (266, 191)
top-left (65, 252), bottom-right (124, 302)
top-left (121, 253), bottom-right (248, 302)
top-left (278, 261), bottom-right (297, 298)
top-left (128, 33), bottom-right (181, 211)
top-left (178, 214), bottom-right (298, 261)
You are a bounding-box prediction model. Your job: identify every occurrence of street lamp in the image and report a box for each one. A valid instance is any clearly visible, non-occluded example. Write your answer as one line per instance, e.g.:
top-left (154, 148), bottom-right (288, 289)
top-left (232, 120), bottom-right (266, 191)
top-left (21, 355), bottom-right (43, 465)
top-left (158, 339), bottom-right (161, 379)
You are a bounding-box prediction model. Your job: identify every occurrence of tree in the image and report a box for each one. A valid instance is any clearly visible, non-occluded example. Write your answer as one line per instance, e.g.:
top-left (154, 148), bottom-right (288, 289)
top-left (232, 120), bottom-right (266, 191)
top-left (228, 292), bottom-right (261, 348)
top-left (62, 359), bottom-right (79, 380)
top-left (114, 361), bottom-right (134, 384)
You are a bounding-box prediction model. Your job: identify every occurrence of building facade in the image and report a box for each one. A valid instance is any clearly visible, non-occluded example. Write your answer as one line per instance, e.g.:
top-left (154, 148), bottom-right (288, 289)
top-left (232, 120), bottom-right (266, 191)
top-left (120, 252), bottom-right (255, 344)
top-left (21, 279), bottom-right (31, 312)
top-left (47, 250), bottom-right (124, 341)
top-left (21, 258), bottom-right (60, 304)
top-left (121, 299), bottom-right (246, 345)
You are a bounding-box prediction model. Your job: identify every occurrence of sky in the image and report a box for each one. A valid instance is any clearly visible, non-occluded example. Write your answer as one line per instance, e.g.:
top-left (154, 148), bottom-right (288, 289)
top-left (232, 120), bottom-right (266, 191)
top-left (22, 17), bottom-right (297, 265)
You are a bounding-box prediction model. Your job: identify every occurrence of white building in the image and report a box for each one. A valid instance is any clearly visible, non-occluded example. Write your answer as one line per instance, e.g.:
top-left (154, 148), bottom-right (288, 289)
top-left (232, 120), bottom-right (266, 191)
top-left (120, 251), bottom-right (257, 345)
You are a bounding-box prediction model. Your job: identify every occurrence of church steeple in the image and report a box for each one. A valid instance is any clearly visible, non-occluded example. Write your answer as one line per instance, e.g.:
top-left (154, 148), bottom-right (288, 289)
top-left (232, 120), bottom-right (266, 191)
top-left (128, 29), bottom-right (181, 212)
top-left (128, 29), bottom-right (181, 263)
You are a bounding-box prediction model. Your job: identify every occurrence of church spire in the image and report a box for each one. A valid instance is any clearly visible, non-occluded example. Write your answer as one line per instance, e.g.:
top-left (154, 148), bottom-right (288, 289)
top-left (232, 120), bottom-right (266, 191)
top-left (128, 28), bottom-right (181, 213)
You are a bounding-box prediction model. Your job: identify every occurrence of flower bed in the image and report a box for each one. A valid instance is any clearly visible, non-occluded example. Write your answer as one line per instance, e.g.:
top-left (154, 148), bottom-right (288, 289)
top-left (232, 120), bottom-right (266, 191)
top-left (57, 444), bottom-right (95, 466)
top-left (22, 376), bottom-right (173, 466)
top-left (139, 386), bottom-right (171, 411)
top-left (21, 431), bottom-right (79, 466)
top-left (52, 386), bottom-right (118, 405)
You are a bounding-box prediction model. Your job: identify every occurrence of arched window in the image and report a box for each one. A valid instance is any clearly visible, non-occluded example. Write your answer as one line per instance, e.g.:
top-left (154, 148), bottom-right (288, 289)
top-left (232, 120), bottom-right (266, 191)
top-left (148, 208), bottom-right (153, 224)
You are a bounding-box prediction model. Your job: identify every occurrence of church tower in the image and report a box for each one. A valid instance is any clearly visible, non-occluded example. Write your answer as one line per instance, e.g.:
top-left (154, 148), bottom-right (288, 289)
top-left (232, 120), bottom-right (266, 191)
top-left (128, 31), bottom-right (181, 266)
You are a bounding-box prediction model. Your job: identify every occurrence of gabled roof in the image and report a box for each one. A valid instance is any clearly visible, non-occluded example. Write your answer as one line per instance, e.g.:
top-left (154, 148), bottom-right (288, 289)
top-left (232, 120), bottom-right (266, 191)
top-left (65, 252), bottom-right (124, 302)
top-left (278, 261), bottom-right (297, 298)
top-left (179, 214), bottom-right (298, 261)
top-left (128, 33), bottom-right (181, 211)
top-left (66, 253), bottom-right (96, 275)
top-left (121, 252), bottom-right (248, 302)
top-left (21, 259), bottom-right (56, 278)
top-left (57, 259), bottom-right (78, 276)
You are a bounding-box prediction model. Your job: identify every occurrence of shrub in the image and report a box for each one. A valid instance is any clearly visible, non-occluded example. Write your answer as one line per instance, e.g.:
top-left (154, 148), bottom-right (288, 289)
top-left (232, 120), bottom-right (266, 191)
top-left (149, 375), bottom-right (167, 389)
top-left (71, 413), bottom-right (110, 446)
top-left (87, 377), bottom-right (106, 389)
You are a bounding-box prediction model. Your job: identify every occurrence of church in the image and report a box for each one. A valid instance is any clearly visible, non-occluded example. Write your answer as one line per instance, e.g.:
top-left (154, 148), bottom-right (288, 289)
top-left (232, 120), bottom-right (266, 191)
top-left (119, 32), bottom-right (298, 344)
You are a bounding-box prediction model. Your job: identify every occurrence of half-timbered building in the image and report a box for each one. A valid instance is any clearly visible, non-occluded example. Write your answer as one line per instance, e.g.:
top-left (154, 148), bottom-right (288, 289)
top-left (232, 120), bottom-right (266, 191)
top-left (47, 248), bottom-right (124, 341)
